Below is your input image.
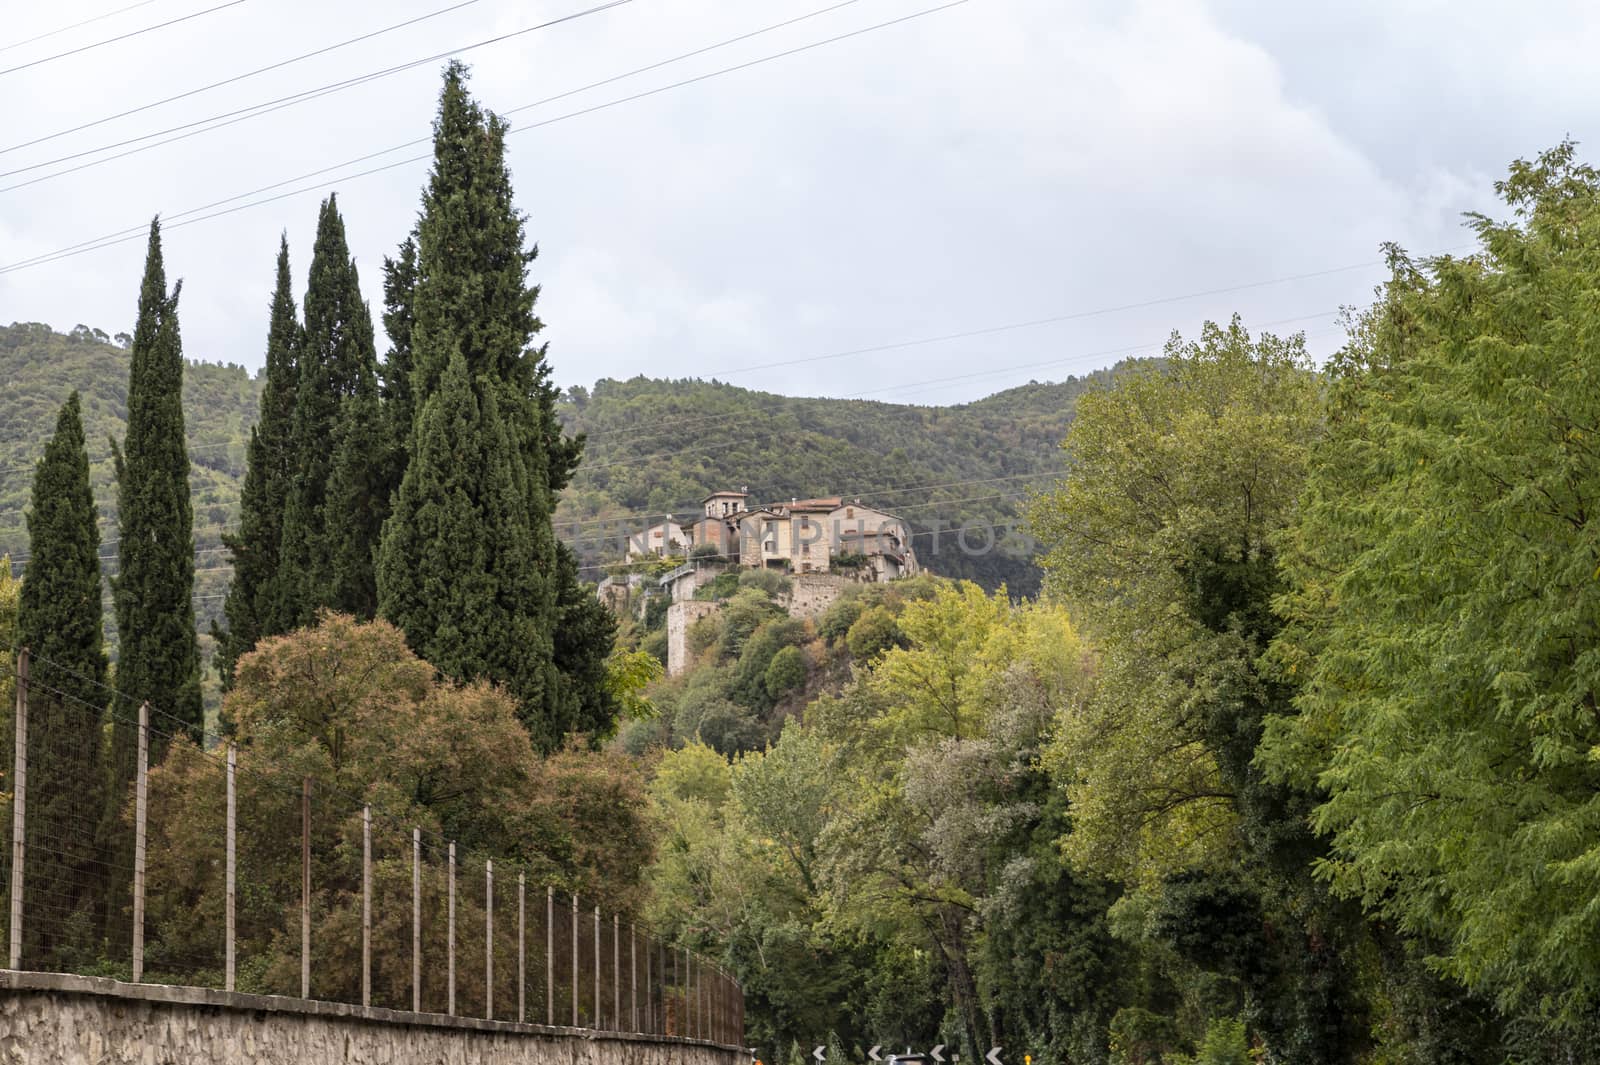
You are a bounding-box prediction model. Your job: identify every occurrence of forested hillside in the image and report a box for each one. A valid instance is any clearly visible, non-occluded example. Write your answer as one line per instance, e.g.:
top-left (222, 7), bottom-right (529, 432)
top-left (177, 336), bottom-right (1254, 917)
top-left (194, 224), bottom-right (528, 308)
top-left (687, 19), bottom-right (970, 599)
top-left (0, 321), bottom-right (259, 635)
top-left (556, 368), bottom-right (1136, 594)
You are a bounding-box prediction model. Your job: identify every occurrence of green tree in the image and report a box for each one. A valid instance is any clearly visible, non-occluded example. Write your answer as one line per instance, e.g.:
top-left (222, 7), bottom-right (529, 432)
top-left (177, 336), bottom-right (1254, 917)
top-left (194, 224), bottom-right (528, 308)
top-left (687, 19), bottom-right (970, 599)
top-left (280, 195), bottom-right (380, 622)
top-left (378, 62), bottom-right (602, 745)
top-left (111, 217), bottom-right (201, 752)
top-left (217, 235), bottom-right (300, 682)
top-left (377, 232), bottom-right (417, 507)
top-left (1027, 321), bottom-right (1371, 1063)
top-left (1261, 143), bottom-right (1600, 1036)
top-left (764, 645), bottom-right (806, 700)
top-left (16, 393), bottom-right (107, 966)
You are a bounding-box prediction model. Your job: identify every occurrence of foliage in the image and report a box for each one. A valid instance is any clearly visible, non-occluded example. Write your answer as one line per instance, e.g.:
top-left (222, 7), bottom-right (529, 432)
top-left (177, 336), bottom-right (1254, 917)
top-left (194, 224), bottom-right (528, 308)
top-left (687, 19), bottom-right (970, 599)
top-left (217, 236), bottom-right (300, 684)
top-left (557, 366), bottom-right (1148, 597)
top-left (377, 63), bottom-right (600, 748)
top-left (111, 219), bottom-right (202, 754)
top-left (844, 605), bottom-right (904, 661)
top-left (141, 613), bottom-right (653, 1001)
top-left (15, 393), bottom-right (107, 967)
top-left (764, 645), bottom-right (807, 699)
top-left (1261, 143), bottom-right (1600, 1028)
top-left (279, 195), bottom-right (382, 624)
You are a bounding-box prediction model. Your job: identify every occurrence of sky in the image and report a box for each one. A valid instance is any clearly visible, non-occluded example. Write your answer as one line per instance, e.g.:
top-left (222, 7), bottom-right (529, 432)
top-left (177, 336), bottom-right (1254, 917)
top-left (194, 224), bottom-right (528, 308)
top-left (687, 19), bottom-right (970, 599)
top-left (0, 0), bottom-right (1589, 404)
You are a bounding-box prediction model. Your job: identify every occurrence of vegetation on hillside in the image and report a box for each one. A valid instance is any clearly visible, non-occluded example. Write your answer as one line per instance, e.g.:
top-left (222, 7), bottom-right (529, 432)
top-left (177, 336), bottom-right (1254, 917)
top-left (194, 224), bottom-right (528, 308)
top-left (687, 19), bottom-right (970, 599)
top-left (556, 366), bottom-right (1135, 595)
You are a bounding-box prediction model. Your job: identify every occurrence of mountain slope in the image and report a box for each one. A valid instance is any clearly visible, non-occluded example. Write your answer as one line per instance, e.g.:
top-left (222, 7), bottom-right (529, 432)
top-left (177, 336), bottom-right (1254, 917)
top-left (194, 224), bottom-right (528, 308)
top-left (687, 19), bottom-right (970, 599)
top-left (0, 322), bottom-right (260, 634)
top-left (556, 365), bottom-right (1139, 594)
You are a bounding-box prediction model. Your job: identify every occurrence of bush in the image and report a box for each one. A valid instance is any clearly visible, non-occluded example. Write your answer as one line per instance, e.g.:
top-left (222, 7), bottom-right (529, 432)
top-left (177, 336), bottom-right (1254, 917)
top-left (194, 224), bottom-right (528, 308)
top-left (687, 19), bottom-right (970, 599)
top-left (716, 589), bottom-right (784, 661)
top-left (690, 542), bottom-right (722, 559)
top-left (819, 598), bottom-right (863, 645)
top-left (738, 568), bottom-right (792, 598)
top-left (694, 571), bottom-right (740, 601)
top-left (681, 617), bottom-right (718, 662)
top-left (731, 617), bottom-right (807, 709)
top-left (846, 606), bottom-right (906, 661)
top-left (764, 645), bottom-right (807, 699)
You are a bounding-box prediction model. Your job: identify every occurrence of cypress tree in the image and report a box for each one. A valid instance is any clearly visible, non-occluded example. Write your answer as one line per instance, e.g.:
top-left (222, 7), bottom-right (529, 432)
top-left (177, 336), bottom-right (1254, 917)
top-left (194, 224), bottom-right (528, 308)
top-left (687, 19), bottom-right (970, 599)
top-left (217, 235), bottom-right (300, 682)
top-left (17, 393), bottom-right (107, 964)
top-left (111, 217), bottom-right (201, 754)
top-left (378, 233), bottom-right (418, 498)
top-left (279, 195), bottom-right (380, 623)
top-left (377, 62), bottom-right (606, 745)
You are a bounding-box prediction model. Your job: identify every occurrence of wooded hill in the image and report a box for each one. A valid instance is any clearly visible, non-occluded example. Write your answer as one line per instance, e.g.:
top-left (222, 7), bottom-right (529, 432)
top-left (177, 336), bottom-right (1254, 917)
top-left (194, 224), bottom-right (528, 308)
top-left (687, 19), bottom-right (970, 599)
top-left (555, 368), bottom-right (1137, 594)
top-left (0, 321), bottom-right (258, 634)
top-left (3, 320), bottom-right (1136, 604)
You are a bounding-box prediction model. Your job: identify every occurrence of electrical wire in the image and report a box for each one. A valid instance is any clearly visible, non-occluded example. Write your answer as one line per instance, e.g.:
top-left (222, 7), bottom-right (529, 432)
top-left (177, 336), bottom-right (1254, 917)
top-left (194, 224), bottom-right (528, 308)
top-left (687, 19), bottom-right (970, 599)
top-left (0, 0), bottom-right (491, 154)
top-left (0, 0), bottom-right (638, 187)
top-left (1, 0), bottom-right (168, 55)
top-left (0, 0), bottom-right (975, 272)
top-left (0, 0), bottom-right (250, 77)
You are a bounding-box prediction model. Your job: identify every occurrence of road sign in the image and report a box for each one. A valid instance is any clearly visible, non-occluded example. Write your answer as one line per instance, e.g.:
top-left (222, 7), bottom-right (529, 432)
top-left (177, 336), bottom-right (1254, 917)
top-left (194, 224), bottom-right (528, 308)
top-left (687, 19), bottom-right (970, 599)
top-left (930, 1046), bottom-right (945, 1063)
top-left (987, 1048), bottom-right (1004, 1065)
top-left (813, 1048), bottom-right (826, 1064)
top-left (869, 1047), bottom-right (883, 1062)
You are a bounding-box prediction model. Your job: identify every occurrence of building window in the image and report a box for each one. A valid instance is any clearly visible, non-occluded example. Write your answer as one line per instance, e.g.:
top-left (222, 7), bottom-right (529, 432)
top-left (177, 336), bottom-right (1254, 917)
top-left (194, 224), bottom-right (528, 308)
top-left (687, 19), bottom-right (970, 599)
top-left (801, 544), bottom-right (810, 555)
top-left (802, 563), bottom-right (812, 573)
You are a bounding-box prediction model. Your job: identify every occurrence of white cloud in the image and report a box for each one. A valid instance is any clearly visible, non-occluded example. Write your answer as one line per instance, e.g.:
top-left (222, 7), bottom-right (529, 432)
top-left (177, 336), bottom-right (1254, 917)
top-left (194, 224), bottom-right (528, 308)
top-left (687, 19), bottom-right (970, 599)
top-left (0, 0), bottom-right (1581, 402)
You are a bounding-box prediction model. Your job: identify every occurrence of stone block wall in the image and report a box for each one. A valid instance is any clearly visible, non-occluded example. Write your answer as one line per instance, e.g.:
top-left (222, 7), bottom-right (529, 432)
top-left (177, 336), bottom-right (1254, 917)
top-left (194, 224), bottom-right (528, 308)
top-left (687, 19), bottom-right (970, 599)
top-left (666, 601), bottom-right (723, 677)
top-left (0, 971), bottom-right (748, 1065)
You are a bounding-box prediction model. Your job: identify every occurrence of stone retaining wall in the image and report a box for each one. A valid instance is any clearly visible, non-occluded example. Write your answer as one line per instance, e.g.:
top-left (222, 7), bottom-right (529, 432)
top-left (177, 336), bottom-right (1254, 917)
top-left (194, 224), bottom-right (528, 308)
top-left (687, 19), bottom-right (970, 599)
top-left (0, 971), bottom-right (748, 1065)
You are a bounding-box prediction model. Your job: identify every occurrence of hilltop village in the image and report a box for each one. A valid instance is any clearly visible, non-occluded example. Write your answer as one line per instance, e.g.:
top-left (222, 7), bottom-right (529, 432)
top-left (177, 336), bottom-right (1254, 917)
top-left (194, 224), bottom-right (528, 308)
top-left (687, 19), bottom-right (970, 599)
top-left (598, 489), bottom-right (919, 674)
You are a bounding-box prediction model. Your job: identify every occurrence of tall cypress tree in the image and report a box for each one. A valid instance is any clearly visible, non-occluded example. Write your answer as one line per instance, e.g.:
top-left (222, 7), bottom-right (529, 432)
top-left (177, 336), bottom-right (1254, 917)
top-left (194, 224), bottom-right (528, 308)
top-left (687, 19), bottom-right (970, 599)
top-left (111, 217), bottom-right (201, 755)
top-left (217, 235), bottom-right (300, 683)
top-left (17, 393), bottom-right (107, 964)
top-left (378, 62), bottom-right (603, 746)
top-left (279, 195), bottom-right (380, 623)
top-left (378, 233), bottom-right (418, 498)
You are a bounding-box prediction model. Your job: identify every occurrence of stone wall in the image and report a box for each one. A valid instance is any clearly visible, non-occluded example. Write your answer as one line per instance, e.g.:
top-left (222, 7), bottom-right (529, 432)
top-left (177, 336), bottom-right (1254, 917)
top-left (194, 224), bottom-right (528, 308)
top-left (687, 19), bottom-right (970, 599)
top-left (0, 971), bottom-right (748, 1065)
top-left (666, 601), bottom-right (722, 677)
top-left (785, 573), bottom-right (853, 619)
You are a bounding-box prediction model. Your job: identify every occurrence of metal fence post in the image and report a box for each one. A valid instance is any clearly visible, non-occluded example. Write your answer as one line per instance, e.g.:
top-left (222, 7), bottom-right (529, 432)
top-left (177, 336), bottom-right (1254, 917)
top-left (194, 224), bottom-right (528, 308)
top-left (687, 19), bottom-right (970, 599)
top-left (570, 893), bottom-right (578, 1027)
top-left (630, 922), bottom-right (637, 1033)
top-left (645, 934), bottom-right (653, 1034)
top-left (485, 858), bottom-right (494, 1020)
top-left (613, 912), bottom-right (620, 1032)
top-left (447, 840), bottom-right (456, 1017)
top-left (518, 872), bottom-right (526, 1024)
top-left (411, 827), bottom-right (421, 1013)
top-left (361, 806), bottom-right (371, 1008)
top-left (6, 647), bottom-right (24, 972)
top-left (546, 885), bottom-right (554, 1025)
top-left (300, 777), bottom-right (311, 999)
top-left (593, 905), bottom-right (600, 1029)
top-left (131, 701), bottom-right (148, 983)
top-left (225, 744), bottom-right (236, 992)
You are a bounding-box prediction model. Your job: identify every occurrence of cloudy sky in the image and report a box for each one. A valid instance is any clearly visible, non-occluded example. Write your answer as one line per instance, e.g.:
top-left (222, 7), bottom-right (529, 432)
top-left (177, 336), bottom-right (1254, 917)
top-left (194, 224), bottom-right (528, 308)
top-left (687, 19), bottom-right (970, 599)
top-left (0, 0), bottom-right (1586, 403)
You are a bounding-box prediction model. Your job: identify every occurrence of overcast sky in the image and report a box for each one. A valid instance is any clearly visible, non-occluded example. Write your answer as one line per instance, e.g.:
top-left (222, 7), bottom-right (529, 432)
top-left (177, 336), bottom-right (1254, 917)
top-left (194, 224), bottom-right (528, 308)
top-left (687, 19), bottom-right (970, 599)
top-left (0, 0), bottom-right (1587, 403)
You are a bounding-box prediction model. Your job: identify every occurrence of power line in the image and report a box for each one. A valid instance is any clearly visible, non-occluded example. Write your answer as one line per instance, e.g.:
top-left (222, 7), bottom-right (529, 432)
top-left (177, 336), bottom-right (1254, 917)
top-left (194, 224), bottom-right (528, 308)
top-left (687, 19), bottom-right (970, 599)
top-left (0, 0), bottom-right (973, 273)
top-left (0, 0), bottom-right (250, 77)
top-left (1, 0), bottom-right (168, 55)
top-left (0, 0), bottom-right (490, 155)
top-left (0, 0), bottom-right (639, 188)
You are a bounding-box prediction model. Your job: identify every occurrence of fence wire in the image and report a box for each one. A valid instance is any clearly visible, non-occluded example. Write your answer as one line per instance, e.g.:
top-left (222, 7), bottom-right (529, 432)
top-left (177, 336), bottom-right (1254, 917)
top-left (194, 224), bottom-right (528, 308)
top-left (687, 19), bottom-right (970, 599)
top-left (0, 646), bottom-right (743, 1044)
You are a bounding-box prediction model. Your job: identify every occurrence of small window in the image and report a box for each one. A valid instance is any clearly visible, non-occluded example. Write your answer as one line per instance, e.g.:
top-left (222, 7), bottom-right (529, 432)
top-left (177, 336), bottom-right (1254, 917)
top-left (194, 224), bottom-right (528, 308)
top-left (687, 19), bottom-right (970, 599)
top-left (846, 507), bottom-right (854, 518)
top-left (801, 544), bottom-right (810, 555)
top-left (802, 563), bottom-right (812, 573)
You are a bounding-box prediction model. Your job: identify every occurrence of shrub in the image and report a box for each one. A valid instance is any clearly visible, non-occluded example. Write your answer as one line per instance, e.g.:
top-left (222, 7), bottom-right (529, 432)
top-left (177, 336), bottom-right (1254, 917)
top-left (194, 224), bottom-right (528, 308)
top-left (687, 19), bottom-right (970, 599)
top-left (819, 598), bottom-right (864, 645)
top-left (764, 645), bottom-right (807, 699)
top-left (846, 606), bottom-right (907, 661)
top-left (738, 568), bottom-right (792, 597)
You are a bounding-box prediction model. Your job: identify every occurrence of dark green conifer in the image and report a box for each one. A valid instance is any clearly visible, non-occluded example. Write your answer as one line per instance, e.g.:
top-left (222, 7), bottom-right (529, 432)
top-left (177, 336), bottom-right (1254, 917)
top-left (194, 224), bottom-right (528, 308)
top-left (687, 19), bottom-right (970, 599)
top-left (378, 351), bottom-right (547, 707)
top-left (377, 62), bottom-right (606, 745)
top-left (279, 195), bottom-right (380, 623)
top-left (379, 233), bottom-right (418, 489)
top-left (216, 235), bottom-right (300, 682)
top-left (111, 218), bottom-right (201, 754)
top-left (17, 393), bottom-right (107, 964)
